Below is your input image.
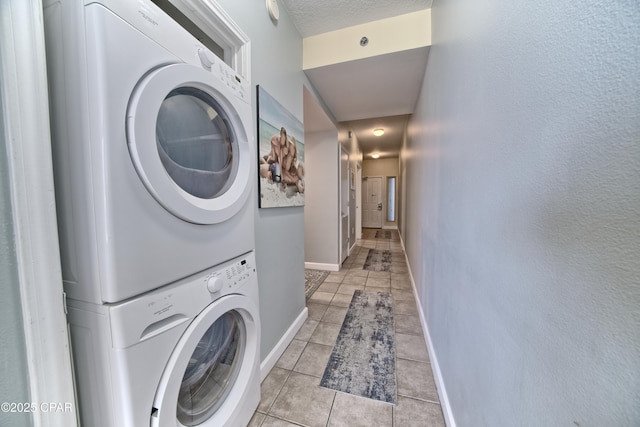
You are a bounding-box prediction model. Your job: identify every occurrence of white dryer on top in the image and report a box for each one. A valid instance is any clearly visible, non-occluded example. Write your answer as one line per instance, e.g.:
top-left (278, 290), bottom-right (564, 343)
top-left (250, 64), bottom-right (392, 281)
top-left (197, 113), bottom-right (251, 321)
top-left (44, 0), bottom-right (255, 303)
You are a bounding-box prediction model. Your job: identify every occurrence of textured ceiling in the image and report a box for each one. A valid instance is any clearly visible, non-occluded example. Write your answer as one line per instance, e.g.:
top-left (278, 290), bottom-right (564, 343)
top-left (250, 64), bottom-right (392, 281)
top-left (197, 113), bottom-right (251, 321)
top-left (281, 0), bottom-right (433, 38)
top-left (281, 0), bottom-right (432, 158)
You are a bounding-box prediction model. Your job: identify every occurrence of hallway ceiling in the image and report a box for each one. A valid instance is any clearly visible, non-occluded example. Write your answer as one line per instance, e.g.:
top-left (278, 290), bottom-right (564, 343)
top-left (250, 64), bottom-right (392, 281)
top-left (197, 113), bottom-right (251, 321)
top-left (343, 115), bottom-right (410, 159)
top-left (281, 0), bottom-right (432, 38)
top-left (280, 0), bottom-right (432, 159)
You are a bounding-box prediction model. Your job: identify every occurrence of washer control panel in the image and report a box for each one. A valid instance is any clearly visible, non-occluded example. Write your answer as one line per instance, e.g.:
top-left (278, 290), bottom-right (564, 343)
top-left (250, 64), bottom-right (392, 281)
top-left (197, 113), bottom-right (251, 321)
top-left (205, 253), bottom-right (256, 294)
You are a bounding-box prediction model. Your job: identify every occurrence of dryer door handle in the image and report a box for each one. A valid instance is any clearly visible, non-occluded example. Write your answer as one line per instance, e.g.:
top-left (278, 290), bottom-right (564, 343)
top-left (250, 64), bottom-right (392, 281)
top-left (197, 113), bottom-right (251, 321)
top-left (140, 314), bottom-right (189, 342)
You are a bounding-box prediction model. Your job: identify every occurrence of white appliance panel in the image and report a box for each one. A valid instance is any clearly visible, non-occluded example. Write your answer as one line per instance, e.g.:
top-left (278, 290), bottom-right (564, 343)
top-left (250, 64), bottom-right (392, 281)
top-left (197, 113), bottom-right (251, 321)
top-left (67, 252), bottom-right (260, 427)
top-left (44, 1), bottom-right (255, 303)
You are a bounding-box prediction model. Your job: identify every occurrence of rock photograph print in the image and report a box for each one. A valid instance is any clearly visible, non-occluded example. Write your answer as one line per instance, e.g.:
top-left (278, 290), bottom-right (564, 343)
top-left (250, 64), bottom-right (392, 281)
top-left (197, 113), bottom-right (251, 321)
top-left (257, 86), bottom-right (305, 208)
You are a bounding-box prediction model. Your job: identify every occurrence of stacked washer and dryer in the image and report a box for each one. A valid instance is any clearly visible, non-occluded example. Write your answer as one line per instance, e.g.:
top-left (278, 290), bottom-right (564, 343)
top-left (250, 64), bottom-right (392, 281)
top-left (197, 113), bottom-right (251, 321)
top-left (43, 1), bottom-right (260, 426)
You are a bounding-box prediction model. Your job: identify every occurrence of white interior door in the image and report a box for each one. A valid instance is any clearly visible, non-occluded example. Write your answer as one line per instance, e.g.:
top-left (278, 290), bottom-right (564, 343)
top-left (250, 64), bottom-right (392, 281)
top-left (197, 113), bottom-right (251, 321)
top-left (340, 148), bottom-right (349, 263)
top-left (355, 163), bottom-right (362, 239)
top-left (362, 176), bottom-right (382, 228)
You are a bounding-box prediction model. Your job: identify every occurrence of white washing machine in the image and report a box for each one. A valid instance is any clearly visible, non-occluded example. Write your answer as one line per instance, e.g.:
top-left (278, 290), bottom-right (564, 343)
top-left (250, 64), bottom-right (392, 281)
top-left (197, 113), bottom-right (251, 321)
top-left (44, 0), bottom-right (255, 304)
top-left (67, 252), bottom-right (261, 427)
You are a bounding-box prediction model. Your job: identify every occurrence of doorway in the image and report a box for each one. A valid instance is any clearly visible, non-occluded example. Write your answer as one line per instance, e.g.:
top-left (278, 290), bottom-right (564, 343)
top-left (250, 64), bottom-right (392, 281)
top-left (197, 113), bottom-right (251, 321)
top-left (340, 147), bottom-right (350, 263)
top-left (362, 176), bottom-right (383, 228)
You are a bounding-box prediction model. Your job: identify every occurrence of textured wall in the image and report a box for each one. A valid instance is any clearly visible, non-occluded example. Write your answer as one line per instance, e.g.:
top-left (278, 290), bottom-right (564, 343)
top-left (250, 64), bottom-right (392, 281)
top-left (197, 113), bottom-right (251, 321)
top-left (403, 0), bottom-right (640, 425)
top-left (214, 1), bottom-right (307, 361)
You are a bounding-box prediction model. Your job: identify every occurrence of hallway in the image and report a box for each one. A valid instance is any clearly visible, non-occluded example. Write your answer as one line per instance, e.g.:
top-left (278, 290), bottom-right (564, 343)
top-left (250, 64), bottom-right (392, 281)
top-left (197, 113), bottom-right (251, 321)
top-left (250, 230), bottom-right (445, 426)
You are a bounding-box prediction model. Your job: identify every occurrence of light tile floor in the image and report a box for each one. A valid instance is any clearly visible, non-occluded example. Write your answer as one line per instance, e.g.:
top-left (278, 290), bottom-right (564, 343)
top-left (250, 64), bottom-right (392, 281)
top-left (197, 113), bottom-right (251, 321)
top-left (249, 229), bottom-right (446, 427)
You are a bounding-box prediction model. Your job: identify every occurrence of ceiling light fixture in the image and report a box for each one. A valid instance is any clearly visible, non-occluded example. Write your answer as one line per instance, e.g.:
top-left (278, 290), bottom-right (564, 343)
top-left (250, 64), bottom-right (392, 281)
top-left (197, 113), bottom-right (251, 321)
top-left (371, 153), bottom-right (380, 159)
top-left (373, 128), bottom-right (384, 136)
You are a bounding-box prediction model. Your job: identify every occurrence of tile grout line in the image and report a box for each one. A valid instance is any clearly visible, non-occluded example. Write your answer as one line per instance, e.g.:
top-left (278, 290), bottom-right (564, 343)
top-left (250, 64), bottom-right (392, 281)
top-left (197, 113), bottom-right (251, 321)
top-left (325, 392), bottom-right (338, 427)
top-left (258, 231), bottom-right (444, 427)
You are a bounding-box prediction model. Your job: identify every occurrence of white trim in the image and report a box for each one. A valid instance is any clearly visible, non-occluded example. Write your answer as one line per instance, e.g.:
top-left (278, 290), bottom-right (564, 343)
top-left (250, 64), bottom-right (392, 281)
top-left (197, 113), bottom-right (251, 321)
top-left (0, 0), bottom-right (78, 425)
top-left (167, 0), bottom-right (251, 81)
top-left (259, 307), bottom-right (308, 382)
top-left (339, 146), bottom-right (350, 265)
top-left (355, 161), bottom-right (362, 239)
top-left (399, 234), bottom-right (457, 427)
top-left (349, 241), bottom-right (358, 255)
top-left (382, 225), bottom-right (398, 230)
top-left (304, 262), bottom-right (340, 272)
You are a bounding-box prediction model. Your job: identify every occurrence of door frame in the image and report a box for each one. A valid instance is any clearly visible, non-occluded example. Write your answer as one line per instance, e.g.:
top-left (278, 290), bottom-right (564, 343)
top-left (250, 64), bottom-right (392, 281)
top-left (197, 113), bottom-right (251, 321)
top-left (362, 176), bottom-right (383, 228)
top-left (339, 147), bottom-right (350, 263)
top-left (1, 1), bottom-right (78, 424)
top-left (355, 161), bottom-right (362, 239)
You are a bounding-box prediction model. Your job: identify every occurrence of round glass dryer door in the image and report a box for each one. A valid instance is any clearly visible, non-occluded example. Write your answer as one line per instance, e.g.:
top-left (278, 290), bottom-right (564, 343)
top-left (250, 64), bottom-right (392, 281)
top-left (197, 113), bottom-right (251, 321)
top-left (156, 88), bottom-right (237, 201)
top-left (177, 311), bottom-right (245, 426)
top-left (128, 63), bottom-right (252, 224)
top-left (151, 294), bottom-right (260, 427)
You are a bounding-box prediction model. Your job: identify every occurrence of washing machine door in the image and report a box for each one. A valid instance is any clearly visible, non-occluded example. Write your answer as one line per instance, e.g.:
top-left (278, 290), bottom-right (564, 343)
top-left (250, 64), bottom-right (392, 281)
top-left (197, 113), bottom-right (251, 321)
top-left (127, 63), bottom-right (253, 224)
top-left (151, 294), bottom-right (260, 427)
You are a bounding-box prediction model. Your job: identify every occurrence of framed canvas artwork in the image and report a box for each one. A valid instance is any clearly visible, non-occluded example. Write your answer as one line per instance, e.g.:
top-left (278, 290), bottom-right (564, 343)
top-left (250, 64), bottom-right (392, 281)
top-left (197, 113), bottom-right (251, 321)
top-left (257, 86), bottom-right (305, 208)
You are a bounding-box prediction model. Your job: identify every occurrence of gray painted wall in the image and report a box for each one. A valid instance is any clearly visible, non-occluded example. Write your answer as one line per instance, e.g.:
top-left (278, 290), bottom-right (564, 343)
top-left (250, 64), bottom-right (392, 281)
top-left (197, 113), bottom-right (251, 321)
top-left (398, 131), bottom-right (406, 240)
top-left (402, 0), bottom-right (640, 425)
top-left (304, 130), bottom-right (340, 265)
top-left (215, 1), bottom-right (307, 360)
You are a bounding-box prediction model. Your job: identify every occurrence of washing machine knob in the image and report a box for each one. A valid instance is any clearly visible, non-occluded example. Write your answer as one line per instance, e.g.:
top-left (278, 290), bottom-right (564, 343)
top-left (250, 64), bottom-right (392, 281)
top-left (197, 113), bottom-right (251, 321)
top-left (207, 276), bottom-right (224, 294)
top-left (198, 49), bottom-right (216, 69)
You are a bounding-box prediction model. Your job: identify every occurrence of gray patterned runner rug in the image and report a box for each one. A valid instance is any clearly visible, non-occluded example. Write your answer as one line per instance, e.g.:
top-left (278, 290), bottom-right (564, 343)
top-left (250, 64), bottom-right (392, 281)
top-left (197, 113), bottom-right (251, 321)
top-left (305, 269), bottom-right (331, 299)
top-left (320, 290), bottom-right (397, 404)
top-left (362, 249), bottom-right (393, 272)
top-left (375, 230), bottom-right (392, 239)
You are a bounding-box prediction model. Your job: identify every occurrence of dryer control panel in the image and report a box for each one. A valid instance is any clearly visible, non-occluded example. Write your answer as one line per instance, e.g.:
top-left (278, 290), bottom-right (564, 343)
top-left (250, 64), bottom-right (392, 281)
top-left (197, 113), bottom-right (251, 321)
top-left (205, 252), bottom-right (256, 294)
top-left (196, 47), bottom-right (249, 103)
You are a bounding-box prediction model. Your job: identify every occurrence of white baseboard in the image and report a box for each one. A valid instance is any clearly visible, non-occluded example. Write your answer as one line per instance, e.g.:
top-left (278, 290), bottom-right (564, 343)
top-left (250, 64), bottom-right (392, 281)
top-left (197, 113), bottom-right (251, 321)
top-left (304, 262), bottom-right (340, 272)
top-left (382, 225), bottom-right (399, 230)
top-left (259, 307), bottom-right (308, 382)
top-left (400, 234), bottom-right (457, 427)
